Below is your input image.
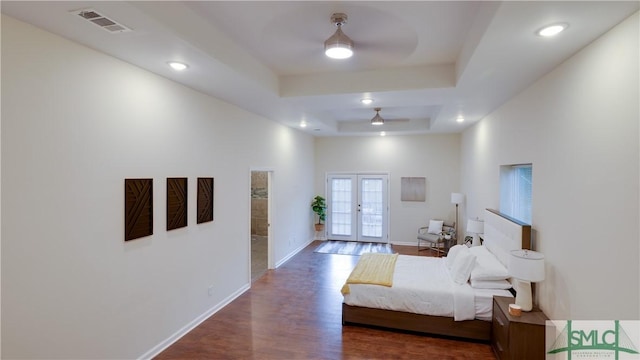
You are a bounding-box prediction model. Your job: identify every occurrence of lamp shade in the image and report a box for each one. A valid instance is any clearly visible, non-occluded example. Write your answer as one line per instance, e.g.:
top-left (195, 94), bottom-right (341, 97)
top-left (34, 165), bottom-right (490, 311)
top-left (466, 219), bottom-right (484, 234)
top-left (509, 250), bottom-right (545, 282)
top-left (451, 193), bottom-right (464, 204)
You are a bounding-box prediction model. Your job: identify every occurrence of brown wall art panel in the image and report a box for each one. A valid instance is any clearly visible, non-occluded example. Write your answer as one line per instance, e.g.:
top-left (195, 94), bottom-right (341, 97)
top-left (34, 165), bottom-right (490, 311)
top-left (124, 178), bottom-right (153, 241)
top-left (167, 177), bottom-right (188, 231)
top-left (197, 177), bottom-right (214, 224)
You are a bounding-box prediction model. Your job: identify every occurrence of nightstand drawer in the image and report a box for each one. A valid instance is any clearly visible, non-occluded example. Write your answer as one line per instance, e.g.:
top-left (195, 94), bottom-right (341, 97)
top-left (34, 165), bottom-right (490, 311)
top-left (492, 301), bottom-right (510, 360)
top-left (492, 296), bottom-right (548, 360)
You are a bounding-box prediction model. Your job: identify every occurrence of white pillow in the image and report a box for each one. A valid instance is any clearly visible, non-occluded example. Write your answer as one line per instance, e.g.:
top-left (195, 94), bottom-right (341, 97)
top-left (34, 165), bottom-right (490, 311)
top-left (469, 246), bottom-right (510, 281)
top-left (470, 279), bottom-right (512, 290)
top-left (427, 220), bottom-right (444, 234)
top-left (445, 244), bottom-right (466, 270)
top-left (449, 247), bottom-right (476, 285)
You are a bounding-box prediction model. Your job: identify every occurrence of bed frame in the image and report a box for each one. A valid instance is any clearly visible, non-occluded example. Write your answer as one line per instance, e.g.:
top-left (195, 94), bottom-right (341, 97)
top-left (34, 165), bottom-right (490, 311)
top-left (342, 208), bottom-right (531, 341)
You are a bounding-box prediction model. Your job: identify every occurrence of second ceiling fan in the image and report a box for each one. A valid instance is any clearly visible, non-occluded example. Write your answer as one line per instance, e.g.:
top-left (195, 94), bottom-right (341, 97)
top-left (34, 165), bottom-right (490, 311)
top-left (370, 108), bottom-right (409, 126)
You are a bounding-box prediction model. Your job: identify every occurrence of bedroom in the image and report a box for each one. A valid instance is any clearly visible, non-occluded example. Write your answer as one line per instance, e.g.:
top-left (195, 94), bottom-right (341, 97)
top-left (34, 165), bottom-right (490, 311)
top-left (1, 2), bottom-right (638, 359)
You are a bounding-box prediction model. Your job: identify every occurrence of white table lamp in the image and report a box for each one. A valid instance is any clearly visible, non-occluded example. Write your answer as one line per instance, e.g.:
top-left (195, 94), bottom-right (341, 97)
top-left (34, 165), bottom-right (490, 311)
top-left (508, 249), bottom-right (545, 312)
top-left (466, 219), bottom-right (484, 246)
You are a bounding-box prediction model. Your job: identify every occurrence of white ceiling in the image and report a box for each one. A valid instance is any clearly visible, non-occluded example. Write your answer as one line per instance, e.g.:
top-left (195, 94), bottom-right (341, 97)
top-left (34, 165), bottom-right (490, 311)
top-left (2, 1), bottom-right (638, 136)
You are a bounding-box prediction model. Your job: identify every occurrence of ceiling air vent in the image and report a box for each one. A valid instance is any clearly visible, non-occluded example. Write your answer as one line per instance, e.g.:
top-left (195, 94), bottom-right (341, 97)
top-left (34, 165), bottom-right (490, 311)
top-left (72, 9), bottom-right (131, 33)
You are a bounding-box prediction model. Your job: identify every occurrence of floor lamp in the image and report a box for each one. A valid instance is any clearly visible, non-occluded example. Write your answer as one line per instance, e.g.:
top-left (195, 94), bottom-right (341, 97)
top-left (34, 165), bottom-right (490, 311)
top-left (450, 193), bottom-right (464, 240)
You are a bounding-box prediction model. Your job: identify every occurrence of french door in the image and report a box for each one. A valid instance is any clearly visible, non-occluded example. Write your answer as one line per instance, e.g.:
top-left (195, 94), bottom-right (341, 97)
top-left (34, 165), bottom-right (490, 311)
top-left (326, 173), bottom-right (389, 243)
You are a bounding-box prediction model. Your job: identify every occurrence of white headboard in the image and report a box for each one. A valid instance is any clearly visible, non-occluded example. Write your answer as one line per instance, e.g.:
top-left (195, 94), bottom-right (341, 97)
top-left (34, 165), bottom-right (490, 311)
top-left (482, 209), bottom-right (531, 267)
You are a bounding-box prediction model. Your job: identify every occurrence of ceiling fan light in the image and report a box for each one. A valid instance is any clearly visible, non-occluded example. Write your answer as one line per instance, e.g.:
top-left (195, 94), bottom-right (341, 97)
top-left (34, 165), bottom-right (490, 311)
top-left (324, 13), bottom-right (354, 59)
top-left (325, 45), bottom-right (353, 59)
top-left (324, 27), bottom-right (354, 59)
top-left (371, 108), bottom-right (384, 126)
top-left (371, 115), bottom-right (384, 125)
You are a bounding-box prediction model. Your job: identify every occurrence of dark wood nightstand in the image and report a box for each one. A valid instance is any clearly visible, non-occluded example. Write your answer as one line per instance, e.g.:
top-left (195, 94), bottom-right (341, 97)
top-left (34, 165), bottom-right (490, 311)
top-left (492, 296), bottom-right (549, 360)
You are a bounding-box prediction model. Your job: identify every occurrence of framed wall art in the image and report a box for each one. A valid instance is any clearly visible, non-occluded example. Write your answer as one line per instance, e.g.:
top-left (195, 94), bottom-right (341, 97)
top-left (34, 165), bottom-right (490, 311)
top-left (197, 177), bottom-right (214, 224)
top-left (167, 177), bottom-right (187, 231)
top-left (124, 178), bottom-right (153, 241)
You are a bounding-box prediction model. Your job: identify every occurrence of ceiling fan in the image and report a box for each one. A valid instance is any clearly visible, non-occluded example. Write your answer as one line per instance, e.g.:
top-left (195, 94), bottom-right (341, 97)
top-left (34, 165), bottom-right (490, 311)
top-left (370, 108), bottom-right (410, 126)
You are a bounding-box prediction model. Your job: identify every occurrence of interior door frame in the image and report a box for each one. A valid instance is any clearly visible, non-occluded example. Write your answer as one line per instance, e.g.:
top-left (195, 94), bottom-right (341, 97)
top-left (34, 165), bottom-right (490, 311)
top-left (249, 168), bottom-right (274, 285)
top-left (326, 172), bottom-right (390, 243)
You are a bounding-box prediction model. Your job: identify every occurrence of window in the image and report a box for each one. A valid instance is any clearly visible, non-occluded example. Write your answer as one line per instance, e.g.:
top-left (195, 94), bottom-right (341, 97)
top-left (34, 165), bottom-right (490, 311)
top-left (500, 164), bottom-right (532, 224)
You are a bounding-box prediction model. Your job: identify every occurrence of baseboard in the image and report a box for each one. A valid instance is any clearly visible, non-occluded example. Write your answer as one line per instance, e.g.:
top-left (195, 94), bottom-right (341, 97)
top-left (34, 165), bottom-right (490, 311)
top-left (391, 241), bottom-right (419, 246)
top-left (138, 283), bottom-right (250, 360)
top-left (275, 238), bottom-right (314, 268)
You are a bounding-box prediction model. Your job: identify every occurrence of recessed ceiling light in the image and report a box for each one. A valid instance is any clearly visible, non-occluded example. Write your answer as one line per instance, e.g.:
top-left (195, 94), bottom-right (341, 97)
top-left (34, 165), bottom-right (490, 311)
top-left (456, 116), bottom-right (465, 123)
top-left (168, 61), bottom-right (188, 71)
top-left (300, 121), bottom-right (307, 128)
top-left (380, 131), bottom-right (386, 137)
top-left (536, 23), bottom-right (568, 37)
top-left (361, 98), bottom-right (373, 105)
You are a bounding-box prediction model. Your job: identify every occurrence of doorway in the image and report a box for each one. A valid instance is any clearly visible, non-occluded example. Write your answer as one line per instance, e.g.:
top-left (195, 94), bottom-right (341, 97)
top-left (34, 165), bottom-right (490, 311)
top-left (326, 173), bottom-right (389, 243)
top-left (250, 171), bottom-right (270, 282)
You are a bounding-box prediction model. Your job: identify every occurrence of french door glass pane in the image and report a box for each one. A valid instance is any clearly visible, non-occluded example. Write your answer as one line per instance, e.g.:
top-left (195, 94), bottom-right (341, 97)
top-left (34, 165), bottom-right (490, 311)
top-left (361, 178), bottom-right (383, 237)
top-left (331, 178), bottom-right (352, 236)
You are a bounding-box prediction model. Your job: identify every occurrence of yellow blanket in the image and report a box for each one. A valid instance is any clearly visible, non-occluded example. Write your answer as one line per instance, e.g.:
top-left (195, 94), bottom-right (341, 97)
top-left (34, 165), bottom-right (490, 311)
top-left (341, 253), bottom-right (398, 295)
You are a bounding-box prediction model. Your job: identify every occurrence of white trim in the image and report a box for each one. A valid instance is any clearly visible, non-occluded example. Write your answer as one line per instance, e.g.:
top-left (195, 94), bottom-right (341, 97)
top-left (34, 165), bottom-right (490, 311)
top-left (275, 238), bottom-right (314, 268)
top-left (267, 171), bottom-right (274, 269)
top-left (138, 284), bottom-right (250, 360)
top-left (391, 241), bottom-right (415, 246)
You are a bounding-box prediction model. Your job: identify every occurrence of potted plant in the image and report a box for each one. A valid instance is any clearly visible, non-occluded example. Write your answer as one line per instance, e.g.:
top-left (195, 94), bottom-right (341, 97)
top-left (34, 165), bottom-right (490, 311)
top-left (311, 195), bottom-right (326, 231)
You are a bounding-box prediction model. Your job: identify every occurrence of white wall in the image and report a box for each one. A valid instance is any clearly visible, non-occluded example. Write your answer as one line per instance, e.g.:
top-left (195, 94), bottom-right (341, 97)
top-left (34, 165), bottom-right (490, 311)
top-left (461, 13), bottom-right (639, 320)
top-left (315, 134), bottom-right (461, 245)
top-left (1, 15), bottom-right (315, 359)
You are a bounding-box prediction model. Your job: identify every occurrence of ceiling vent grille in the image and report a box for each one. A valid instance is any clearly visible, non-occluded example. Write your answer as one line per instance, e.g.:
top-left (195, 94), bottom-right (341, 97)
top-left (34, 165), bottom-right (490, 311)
top-left (72, 9), bottom-right (131, 33)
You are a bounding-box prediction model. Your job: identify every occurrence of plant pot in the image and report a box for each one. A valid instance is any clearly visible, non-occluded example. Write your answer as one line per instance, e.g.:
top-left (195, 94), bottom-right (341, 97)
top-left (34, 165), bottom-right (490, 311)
top-left (314, 224), bottom-right (325, 232)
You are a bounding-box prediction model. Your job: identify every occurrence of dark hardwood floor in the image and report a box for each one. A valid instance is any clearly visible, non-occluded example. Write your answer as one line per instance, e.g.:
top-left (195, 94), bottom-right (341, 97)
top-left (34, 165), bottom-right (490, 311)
top-left (155, 241), bottom-right (497, 359)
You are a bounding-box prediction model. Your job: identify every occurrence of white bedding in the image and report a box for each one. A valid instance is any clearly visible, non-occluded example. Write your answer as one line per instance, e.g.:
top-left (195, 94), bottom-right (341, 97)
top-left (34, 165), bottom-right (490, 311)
top-left (342, 255), bottom-right (512, 321)
top-left (474, 288), bottom-right (512, 321)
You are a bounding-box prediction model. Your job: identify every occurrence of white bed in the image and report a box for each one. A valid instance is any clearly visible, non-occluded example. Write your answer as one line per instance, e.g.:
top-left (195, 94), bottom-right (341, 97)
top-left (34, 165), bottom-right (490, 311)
top-left (343, 254), bottom-right (513, 321)
top-left (341, 208), bottom-right (532, 341)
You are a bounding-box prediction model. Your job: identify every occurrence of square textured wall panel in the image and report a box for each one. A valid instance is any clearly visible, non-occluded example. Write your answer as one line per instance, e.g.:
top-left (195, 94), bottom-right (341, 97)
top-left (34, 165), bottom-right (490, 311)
top-left (167, 177), bottom-right (187, 231)
top-left (401, 177), bottom-right (426, 202)
top-left (125, 178), bottom-right (153, 241)
top-left (197, 177), bottom-right (214, 224)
